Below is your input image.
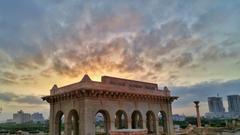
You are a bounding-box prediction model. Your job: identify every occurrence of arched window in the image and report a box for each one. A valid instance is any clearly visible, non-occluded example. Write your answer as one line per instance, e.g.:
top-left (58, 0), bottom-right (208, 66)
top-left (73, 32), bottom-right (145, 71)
top-left (95, 110), bottom-right (110, 135)
top-left (115, 110), bottom-right (128, 129)
top-left (158, 111), bottom-right (168, 134)
top-left (67, 110), bottom-right (79, 135)
top-left (131, 110), bottom-right (143, 129)
top-left (146, 111), bottom-right (156, 134)
top-left (55, 111), bottom-right (64, 135)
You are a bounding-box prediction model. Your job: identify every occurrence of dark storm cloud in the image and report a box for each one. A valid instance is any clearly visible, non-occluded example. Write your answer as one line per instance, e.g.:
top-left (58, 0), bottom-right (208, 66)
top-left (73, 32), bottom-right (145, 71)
top-left (171, 79), bottom-right (240, 108)
top-left (0, 91), bottom-right (45, 105)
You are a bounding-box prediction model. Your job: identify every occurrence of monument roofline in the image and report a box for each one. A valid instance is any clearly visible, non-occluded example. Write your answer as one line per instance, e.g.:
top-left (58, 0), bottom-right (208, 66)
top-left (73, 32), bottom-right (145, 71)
top-left (102, 76), bottom-right (158, 86)
top-left (45, 75), bottom-right (177, 101)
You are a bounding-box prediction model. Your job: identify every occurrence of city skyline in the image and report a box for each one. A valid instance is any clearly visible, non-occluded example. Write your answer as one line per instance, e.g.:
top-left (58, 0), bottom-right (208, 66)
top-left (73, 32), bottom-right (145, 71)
top-left (0, 0), bottom-right (240, 121)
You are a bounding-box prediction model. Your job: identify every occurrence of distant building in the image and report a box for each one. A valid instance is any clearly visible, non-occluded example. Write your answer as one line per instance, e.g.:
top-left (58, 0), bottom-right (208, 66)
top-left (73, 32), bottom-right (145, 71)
top-left (205, 95), bottom-right (240, 119)
top-left (32, 112), bottom-right (44, 123)
top-left (227, 95), bottom-right (240, 113)
top-left (13, 110), bottom-right (31, 124)
top-left (208, 97), bottom-right (225, 113)
top-left (205, 112), bottom-right (235, 119)
top-left (172, 114), bottom-right (186, 121)
top-left (6, 119), bottom-right (14, 123)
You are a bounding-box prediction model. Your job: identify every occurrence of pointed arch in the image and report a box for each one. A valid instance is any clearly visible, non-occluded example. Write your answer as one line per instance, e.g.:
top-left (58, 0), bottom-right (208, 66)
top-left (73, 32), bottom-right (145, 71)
top-left (67, 109), bottom-right (79, 135)
top-left (146, 111), bottom-right (156, 134)
top-left (115, 110), bottom-right (128, 129)
top-left (95, 110), bottom-right (110, 135)
top-left (55, 111), bottom-right (64, 135)
top-left (158, 111), bottom-right (168, 134)
top-left (131, 110), bottom-right (143, 129)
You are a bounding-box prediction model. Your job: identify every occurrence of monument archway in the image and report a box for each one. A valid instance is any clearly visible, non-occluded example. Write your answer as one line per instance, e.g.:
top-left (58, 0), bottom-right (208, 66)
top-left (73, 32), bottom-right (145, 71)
top-left (158, 111), bottom-right (168, 134)
top-left (146, 111), bottom-right (156, 134)
top-left (115, 110), bottom-right (128, 129)
top-left (131, 110), bottom-right (143, 129)
top-left (55, 111), bottom-right (64, 135)
top-left (95, 110), bottom-right (110, 135)
top-left (43, 75), bottom-right (177, 135)
top-left (67, 110), bottom-right (79, 135)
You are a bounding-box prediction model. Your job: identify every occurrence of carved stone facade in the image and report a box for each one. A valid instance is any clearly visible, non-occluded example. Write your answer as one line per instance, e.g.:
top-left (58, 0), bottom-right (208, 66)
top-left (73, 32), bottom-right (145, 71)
top-left (42, 75), bottom-right (178, 135)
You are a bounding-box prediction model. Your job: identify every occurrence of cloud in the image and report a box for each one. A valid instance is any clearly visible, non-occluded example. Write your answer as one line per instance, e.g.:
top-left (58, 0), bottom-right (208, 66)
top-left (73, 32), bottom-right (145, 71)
top-left (0, 92), bottom-right (18, 102)
top-left (175, 52), bottom-right (193, 67)
top-left (0, 72), bottom-right (38, 85)
top-left (132, 20), bottom-right (190, 59)
top-left (0, 91), bottom-right (45, 105)
top-left (0, 78), bottom-right (18, 85)
top-left (200, 44), bottom-right (240, 63)
top-left (192, 1), bottom-right (240, 35)
top-left (2, 71), bottom-right (18, 80)
top-left (0, 0), bottom-right (239, 87)
top-left (16, 95), bottom-right (43, 105)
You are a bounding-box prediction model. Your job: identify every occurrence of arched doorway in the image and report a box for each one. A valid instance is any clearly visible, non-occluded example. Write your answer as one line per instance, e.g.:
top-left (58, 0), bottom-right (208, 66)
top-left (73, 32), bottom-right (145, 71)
top-left (67, 110), bottom-right (79, 135)
top-left (115, 110), bottom-right (128, 129)
top-left (95, 110), bottom-right (110, 135)
top-left (158, 111), bottom-right (168, 134)
top-left (131, 110), bottom-right (143, 129)
top-left (146, 111), bottom-right (156, 134)
top-left (55, 111), bottom-right (64, 135)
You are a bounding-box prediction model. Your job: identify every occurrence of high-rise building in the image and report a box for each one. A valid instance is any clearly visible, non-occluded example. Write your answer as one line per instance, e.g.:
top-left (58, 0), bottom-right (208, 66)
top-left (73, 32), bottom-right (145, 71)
top-left (227, 95), bottom-right (240, 113)
top-left (208, 97), bottom-right (225, 113)
top-left (32, 112), bottom-right (44, 123)
top-left (13, 110), bottom-right (31, 124)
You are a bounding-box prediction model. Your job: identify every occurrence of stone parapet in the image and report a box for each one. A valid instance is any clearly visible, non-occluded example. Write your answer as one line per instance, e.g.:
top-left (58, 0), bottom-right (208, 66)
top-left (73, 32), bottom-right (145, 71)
top-left (48, 75), bottom-right (172, 97)
top-left (110, 129), bottom-right (147, 135)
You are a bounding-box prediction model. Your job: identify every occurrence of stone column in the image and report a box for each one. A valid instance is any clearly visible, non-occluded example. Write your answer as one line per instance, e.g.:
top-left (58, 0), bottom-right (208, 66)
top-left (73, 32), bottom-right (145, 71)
top-left (194, 101), bottom-right (201, 128)
top-left (65, 122), bottom-right (72, 135)
top-left (83, 108), bottom-right (94, 135)
top-left (110, 112), bottom-right (116, 131)
top-left (165, 102), bottom-right (175, 135)
top-left (73, 119), bottom-right (79, 135)
top-left (142, 115), bottom-right (147, 130)
top-left (79, 110), bottom-right (85, 135)
top-left (128, 115), bottom-right (132, 129)
top-left (49, 103), bottom-right (54, 135)
top-left (64, 115), bottom-right (70, 135)
top-left (155, 118), bottom-right (160, 135)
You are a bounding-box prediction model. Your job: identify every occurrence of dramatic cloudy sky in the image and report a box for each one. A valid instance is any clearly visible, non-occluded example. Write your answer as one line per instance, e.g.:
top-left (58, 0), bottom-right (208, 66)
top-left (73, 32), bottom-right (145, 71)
top-left (0, 0), bottom-right (240, 121)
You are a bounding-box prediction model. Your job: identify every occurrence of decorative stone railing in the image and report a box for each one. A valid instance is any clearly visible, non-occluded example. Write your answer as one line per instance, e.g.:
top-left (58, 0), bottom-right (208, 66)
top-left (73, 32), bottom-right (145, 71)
top-left (110, 129), bottom-right (147, 135)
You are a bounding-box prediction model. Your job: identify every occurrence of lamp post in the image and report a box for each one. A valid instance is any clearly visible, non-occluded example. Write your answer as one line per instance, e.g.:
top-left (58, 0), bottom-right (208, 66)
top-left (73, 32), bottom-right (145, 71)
top-left (193, 101), bottom-right (201, 127)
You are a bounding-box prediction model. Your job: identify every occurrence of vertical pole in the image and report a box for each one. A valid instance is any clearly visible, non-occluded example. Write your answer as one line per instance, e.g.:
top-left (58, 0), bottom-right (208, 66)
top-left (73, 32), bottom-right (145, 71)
top-left (194, 101), bottom-right (201, 127)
